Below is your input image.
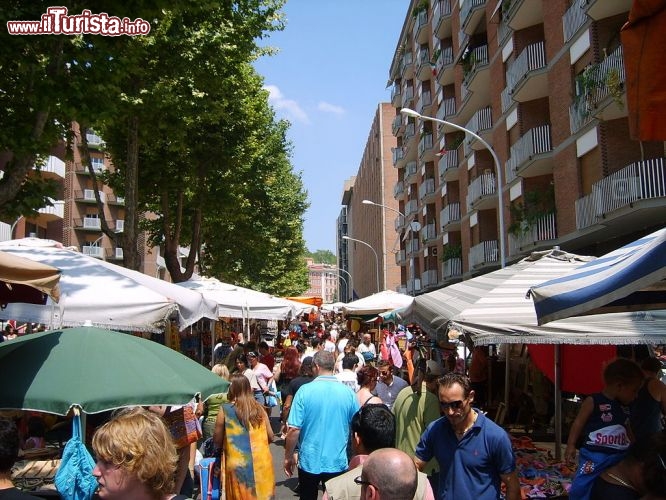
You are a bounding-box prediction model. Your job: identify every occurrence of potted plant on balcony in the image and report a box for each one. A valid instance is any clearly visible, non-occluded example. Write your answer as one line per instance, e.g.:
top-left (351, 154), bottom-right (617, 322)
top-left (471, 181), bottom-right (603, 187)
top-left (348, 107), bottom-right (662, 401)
top-left (440, 243), bottom-right (462, 262)
top-left (412, 0), bottom-right (429, 18)
top-left (508, 186), bottom-right (555, 237)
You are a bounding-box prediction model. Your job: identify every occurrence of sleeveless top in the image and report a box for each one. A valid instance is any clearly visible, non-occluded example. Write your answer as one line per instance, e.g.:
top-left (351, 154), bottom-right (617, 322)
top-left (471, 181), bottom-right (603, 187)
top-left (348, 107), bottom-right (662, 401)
top-left (581, 393), bottom-right (631, 454)
top-left (630, 380), bottom-right (663, 440)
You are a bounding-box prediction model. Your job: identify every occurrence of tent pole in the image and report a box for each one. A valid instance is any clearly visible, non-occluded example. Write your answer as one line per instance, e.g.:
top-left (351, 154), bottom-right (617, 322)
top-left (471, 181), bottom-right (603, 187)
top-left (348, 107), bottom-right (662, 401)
top-left (504, 346), bottom-right (510, 410)
top-left (554, 345), bottom-right (562, 460)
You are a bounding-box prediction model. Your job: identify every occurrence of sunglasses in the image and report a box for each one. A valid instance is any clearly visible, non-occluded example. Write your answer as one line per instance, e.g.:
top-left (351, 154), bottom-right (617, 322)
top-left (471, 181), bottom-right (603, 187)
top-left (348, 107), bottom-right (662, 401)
top-left (439, 399), bottom-right (465, 411)
top-left (354, 476), bottom-right (375, 488)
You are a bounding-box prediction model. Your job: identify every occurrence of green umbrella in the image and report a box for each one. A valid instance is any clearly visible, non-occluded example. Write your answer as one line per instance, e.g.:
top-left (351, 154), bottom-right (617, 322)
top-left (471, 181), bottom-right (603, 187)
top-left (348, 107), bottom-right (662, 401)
top-left (0, 326), bottom-right (229, 415)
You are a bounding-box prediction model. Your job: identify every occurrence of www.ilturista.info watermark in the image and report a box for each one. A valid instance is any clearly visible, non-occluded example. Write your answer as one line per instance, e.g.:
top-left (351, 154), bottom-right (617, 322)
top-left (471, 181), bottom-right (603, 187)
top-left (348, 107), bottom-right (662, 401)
top-left (7, 7), bottom-right (151, 36)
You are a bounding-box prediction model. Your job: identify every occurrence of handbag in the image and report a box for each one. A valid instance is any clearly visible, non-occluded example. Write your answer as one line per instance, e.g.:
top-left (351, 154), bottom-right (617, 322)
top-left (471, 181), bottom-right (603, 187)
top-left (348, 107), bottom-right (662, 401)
top-left (163, 405), bottom-right (201, 449)
top-left (54, 412), bottom-right (98, 500)
top-left (199, 457), bottom-right (221, 500)
top-left (263, 381), bottom-right (279, 408)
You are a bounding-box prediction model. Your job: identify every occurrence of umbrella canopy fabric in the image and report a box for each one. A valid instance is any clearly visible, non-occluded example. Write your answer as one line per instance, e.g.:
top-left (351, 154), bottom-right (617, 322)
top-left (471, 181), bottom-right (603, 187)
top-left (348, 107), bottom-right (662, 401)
top-left (343, 290), bottom-right (414, 316)
top-left (530, 227), bottom-right (666, 325)
top-left (401, 249), bottom-right (666, 346)
top-left (178, 276), bottom-right (298, 320)
top-left (0, 326), bottom-right (229, 415)
top-left (0, 250), bottom-right (61, 304)
top-left (0, 238), bottom-right (218, 332)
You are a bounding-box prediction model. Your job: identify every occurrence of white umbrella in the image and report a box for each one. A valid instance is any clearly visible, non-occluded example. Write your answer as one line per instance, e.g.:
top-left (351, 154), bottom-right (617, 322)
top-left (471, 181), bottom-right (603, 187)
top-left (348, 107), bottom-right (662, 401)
top-left (343, 290), bottom-right (414, 316)
top-left (0, 238), bottom-right (218, 332)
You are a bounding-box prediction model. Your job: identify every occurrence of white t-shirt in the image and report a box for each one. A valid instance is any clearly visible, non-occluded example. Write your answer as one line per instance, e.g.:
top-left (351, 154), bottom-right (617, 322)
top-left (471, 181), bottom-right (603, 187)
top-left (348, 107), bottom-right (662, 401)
top-left (336, 370), bottom-right (359, 392)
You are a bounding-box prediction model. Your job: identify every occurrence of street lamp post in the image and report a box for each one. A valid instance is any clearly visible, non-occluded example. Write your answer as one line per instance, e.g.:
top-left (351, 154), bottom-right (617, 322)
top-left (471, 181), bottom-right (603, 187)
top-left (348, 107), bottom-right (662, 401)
top-left (400, 108), bottom-right (506, 269)
top-left (333, 273), bottom-right (348, 303)
top-left (337, 267), bottom-right (353, 302)
top-left (361, 199), bottom-right (421, 296)
top-left (342, 235), bottom-right (380, 295)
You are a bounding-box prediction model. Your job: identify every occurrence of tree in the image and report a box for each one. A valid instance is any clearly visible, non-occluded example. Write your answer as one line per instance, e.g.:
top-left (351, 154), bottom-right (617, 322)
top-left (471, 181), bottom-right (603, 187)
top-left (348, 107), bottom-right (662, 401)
top-left (307, 249), bottom-right (336, 265)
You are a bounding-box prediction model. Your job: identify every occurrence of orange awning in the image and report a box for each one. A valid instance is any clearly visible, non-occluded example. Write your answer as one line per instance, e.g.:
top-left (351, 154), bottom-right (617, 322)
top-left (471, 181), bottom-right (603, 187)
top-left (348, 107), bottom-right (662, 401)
top-left (286, 296), bottom-right (323, 307)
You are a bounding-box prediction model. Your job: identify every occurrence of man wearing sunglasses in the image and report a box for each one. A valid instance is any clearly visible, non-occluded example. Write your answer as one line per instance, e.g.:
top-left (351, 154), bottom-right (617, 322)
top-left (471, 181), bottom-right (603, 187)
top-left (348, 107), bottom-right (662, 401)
top-left (414, 373), bottom-right (520, 500)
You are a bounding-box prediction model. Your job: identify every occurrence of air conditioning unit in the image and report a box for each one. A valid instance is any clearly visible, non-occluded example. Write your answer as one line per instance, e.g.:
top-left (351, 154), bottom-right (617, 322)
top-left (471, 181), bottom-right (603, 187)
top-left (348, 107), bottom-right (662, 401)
top-left (612, 177), bottom-right (640, 201)
top-left (431, 247), bottom-right (438, 256)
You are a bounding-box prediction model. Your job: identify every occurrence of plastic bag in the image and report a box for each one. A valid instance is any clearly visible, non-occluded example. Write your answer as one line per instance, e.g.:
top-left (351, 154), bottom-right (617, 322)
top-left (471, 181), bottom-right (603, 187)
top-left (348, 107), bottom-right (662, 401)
top-left (54, 413), bottom-right (98, 500)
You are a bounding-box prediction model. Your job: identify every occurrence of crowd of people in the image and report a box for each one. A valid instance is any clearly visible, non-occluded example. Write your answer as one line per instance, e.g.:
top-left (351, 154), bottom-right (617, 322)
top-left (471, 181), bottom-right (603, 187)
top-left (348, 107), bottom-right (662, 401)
top-left (1, 317), bottom-right (665, 500)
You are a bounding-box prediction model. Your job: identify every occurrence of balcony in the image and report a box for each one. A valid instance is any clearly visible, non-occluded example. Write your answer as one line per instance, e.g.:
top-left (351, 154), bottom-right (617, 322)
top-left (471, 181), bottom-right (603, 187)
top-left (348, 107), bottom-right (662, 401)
top-left (563, 0), bottom-right (588, 44)
top-left (508, 212), bottom-right (557, 256)
top-left (406, 238), bottom-right (420, 256)
top-left (394, 214), bottom-right (405, 231)
top-left (75, 189), bottom-right (105, 203)
top-left (438, 147), bottom-right (459, 182)
top-left (462, 45), bottom-right (489, 93)
top-left (404, 122), bottom-right (416, 143)
top-left (469, 240), bottom-right (499, 268)
top-left (505, 124), bottom-right (553, 179)
top-left (405, 198), bottom-right (419, 217)
top-left (464, 106), bottom-right (492, 151)
top-left (436, 96), bottom-right (456, 121)
top-left (583, 0), bottom-right (631, 21)
top-left (440, 202), bottom-right (461, 230)
top-left (392, 114), bottom-right (403, 136)
top-left (392, 146), bottom-right (405, 167)
top-left (75, 163), bottom-right (105, 175)
top-left (501, 86), bottom-right (514, 114)
top-left (418, 177), bottom-right (437, 203)
top-left (37, 200), bottom-right (65, 220)
top-left (421, 269), bottom-right (439, 288)
top-left (106, 193), bottom-right (125, 205)
top-left (114, 219), bottom-right (125, 233)
top-left (391, 82), bottom-right (402, 107)
top-left (414, 9), bottom-right (429, 45)
top-left (395, 250), bottom-right (407, 265)
top-left (442, 257), bottom-right (462, 281)
top-left (436, 45), bottom-right (455, 86)
top-left (418, 133), bottom-right (434, 159)
top-left (86, 132), bottom-right (105, 148)
top-left (400, 51), bottom-right (415, 79)
top-left (393, 180), bottom-right (405, 199)
top-left (404, 161), bottom-right (418, 183)
top-left (107, 247), bottom-right (124, 261)
top-left (460, 0), bottom-right (486, 35)
top-left (505, 41), bottom-right (547, 103)
top-left (466, 173), bottom-right (496, 211)
top-left (417, 89), bottom-right (433, 115)
top-left (416, 46), bottom-right (432, 81)
top-left (575, 157), bottom-right (666, 230)
top-left (82, 245), bottom-right (104, 258)
top-left (433, 0), bottom-right (453, 38)
top-left (569, 45), bottom-right (626, 134)
top-left (74, 217), bottom-right (102, 231)
top-left (403, 85), bottom-right (415, 108)
top-left (36, 156), bottom-right (65, 179)
top-left (407, 278), bottom-right (421, 295)
top-left (420, 222), bottom-right (437, 244)
top-left (502, 0), bottom-right (544, 31)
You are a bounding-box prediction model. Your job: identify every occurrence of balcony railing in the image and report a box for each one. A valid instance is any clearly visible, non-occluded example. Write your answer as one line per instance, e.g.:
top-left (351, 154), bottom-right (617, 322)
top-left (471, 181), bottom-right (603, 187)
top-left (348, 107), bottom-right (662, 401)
top-left (563, 0), bottom-right (588, 43)
top-left (508, 212), bottom-right (557, 254)
top-left (395, 250), bottom-right (407, 265)
top-left (436, 96), bottom-right (456, 121)
top-left (394, 181), bottom-right (405, 198)
top-left (394, 214), bottom-right (405, 231)
top-left (38, 156), bottom-right (66, 177)
top-left (469, 240), bottom-right (499, 268)
top-left (405, 161), bottom-right (418, 181)
top-left (575, 157), bottom-right (666, 229)
top-left (505, 124), bottom-right (552, 174)
top-left (442, 257), bottom-right (462, 280)
top-left (464, 106), bottom-right (492, 137)
top-left (108, 247), bottom-right (124, 260)
top-left (391, 83), bottom-right (402, 104)
top-left (433, 0), bottom-right (452, 28)
top-left (400, 51), bottom-right (414, 76)
top-left (501, 86), bottom-right (514, 114)
top-left (407, 278), bottom-right (422, 294)
top-left (438, 147), bottom-right (459, 180)
top-left (417, 89), bottom-right (432, 113)
top-left (440, 202), bottom-right (461, 228)
top-left (405, 199), bottom-right (419, 216)
top-left (569, 45), bottom-right (626, 134)
top-left (462, 45), bottom-right (489, 87)
top-left (418, 133), bottom-right (434, 157)
top-left (403, 85), bottom-right (415, 105)
top-left (466, 173), bottom-right (496, 210)
top-left (38, 200), bottom-right (65, 219)
top-left (460, 0), bottom-right (486, 31)
top-left (82, 245), bottom-right (104, 258)
top-left (418, 178), bottom-right (436, 201)
top-left (392, 114), bottom-right (403, 136)
top-left (86, 132), bottom-right (105, 147)
top-left (406, 238), bottom-right (420, 255)
top-left (392, 147), bottom-right (405, 166)
top-left (421, 222), bottom-right (437, 242)
top-left (421, 269), bottom-right (439, 288)
top-left (505, 41), bottom-right (546, 95)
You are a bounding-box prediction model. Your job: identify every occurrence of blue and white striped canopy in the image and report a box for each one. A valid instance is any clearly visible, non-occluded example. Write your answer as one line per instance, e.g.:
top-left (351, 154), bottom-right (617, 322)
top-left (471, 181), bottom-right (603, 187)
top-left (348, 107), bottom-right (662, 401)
top-left (530, 227), bottom-right (666, 325)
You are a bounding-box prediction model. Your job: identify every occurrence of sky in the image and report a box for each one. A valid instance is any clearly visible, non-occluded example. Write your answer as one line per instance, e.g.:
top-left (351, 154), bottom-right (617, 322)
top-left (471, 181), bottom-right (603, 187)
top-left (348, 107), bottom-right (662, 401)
top-left (253, 0), bottom-right (408, 253)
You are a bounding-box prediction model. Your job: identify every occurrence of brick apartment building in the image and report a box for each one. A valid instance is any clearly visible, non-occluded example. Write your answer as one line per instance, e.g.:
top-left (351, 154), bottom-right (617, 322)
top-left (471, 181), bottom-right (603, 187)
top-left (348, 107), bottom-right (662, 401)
top-left (0, 126), bottom-right (158, 276)
top-left (342, 0), bottom-right (665, 297)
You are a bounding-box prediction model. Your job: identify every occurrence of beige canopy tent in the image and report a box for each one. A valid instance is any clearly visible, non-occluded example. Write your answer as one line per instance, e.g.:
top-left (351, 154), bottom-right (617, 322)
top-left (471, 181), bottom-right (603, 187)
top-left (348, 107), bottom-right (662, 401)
top-left (0, 250), bottom-right (61, 305)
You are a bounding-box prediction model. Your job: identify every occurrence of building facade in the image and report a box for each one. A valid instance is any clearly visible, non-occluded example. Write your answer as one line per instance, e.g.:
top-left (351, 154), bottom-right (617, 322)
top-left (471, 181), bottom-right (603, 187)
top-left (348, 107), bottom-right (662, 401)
top-left (339, 103), bottom-right (402, 299)
top-left (304, 258), bottom-right (339, 304)
top-left (380, 0), bottom-right (665, 295)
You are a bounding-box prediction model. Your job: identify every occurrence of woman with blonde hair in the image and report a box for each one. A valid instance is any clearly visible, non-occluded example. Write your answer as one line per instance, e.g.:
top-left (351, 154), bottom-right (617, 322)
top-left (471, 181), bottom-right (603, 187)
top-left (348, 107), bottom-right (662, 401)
top-left (92, 407), bottom-right (189, 499)
top-left (201, 364), bottom-right (230, 441)
top-left (214, 373), bottom-right (275, 499)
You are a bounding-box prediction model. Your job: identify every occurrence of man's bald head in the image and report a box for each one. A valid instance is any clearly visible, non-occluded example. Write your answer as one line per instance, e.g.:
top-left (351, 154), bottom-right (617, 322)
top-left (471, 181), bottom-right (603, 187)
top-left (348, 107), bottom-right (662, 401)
top-left (361, 448), bottom-right (418, 499)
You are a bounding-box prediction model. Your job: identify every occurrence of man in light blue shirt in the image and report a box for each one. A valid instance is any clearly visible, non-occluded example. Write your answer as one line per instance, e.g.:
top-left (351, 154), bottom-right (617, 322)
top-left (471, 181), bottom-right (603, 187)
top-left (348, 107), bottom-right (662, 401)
top-left (285, 350), bottom-right (359, 500)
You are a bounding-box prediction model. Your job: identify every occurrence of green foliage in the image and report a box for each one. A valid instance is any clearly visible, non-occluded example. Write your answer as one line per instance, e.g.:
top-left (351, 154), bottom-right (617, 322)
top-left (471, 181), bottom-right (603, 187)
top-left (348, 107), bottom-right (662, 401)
top-left (508, 186), bottom-right (555, 236)
top-left (306, 249), bottom-right (336, 265)
top-left (440, 243), bottom-right (462, 261)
